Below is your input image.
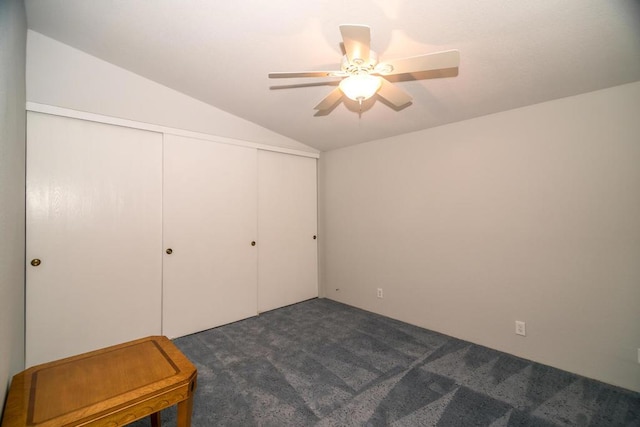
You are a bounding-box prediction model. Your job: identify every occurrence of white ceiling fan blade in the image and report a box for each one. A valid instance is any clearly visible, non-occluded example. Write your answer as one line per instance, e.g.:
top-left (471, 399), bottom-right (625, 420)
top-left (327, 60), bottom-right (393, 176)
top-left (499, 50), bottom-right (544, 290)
top-left (377, 78), bottom-right (412, 107)
top-left (339, 25), bottom-right (371, 65)
top-left (377, 50), bottom-right (460, 75)
top-left (269, 71), bottom-right (345, 78)
top-left (314, 87), bottom-right (343, 110)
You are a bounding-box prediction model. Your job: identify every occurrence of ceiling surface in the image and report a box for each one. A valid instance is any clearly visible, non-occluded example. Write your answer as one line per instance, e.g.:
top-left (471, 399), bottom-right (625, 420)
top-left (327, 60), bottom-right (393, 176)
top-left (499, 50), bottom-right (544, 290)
top-left (24, 0), bottom-right (640, 152)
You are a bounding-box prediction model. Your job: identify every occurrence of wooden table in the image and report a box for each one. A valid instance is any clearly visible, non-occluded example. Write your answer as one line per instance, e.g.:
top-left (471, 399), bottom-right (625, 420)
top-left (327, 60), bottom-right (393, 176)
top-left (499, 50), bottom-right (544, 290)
top-left (2, 336), bottom-right (197, 427)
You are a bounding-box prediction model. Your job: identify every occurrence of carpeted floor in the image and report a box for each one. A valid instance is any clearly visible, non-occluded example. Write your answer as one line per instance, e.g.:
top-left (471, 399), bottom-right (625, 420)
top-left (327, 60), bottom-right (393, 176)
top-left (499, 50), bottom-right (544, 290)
top-left (130, 298), bottom-right (639, 426)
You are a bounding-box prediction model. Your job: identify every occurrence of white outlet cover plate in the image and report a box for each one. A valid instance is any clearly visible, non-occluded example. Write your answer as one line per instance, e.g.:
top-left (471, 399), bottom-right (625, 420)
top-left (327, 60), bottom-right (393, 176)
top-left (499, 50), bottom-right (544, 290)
top-left (515, 321), bottom-right (526, 336)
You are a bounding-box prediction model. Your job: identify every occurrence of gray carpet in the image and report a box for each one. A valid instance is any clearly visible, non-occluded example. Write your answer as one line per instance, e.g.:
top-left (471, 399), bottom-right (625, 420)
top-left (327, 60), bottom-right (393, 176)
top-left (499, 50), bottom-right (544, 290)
top-left (130, 298), bottom-right (639, 426)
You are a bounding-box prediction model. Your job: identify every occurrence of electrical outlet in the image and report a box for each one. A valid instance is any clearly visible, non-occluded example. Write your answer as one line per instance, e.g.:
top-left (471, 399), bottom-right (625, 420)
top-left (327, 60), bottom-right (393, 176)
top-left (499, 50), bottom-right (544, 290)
top-left (377, 288), bottom-right (383, 298)
top-left (515, 321), bottom-right (526, 336)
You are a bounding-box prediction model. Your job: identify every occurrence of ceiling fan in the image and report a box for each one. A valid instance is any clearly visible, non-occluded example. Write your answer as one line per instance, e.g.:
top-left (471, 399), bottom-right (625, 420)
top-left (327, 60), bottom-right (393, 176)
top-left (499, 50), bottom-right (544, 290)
top-left (268, 25), bottom-right (460, 113)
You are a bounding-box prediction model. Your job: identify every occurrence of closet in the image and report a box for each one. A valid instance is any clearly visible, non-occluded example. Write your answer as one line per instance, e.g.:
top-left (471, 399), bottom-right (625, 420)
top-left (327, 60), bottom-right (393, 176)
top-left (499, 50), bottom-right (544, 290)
top-left (25, 112), bottom-right (318, 366)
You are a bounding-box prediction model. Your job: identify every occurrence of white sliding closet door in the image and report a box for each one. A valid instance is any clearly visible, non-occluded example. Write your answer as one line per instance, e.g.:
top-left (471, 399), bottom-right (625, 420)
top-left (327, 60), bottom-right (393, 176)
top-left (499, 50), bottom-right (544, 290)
top-left (258, 150), bottom-right (318, 312)
top-left (163, 134), bottom-right (258, 338)
top-left (26, 112), bottom-right (163, 367)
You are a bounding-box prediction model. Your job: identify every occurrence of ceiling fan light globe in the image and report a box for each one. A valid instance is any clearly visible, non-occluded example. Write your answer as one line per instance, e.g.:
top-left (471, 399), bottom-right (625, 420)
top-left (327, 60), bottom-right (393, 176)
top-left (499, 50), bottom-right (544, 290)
top-left (339, 74), bottom-right (382, 102)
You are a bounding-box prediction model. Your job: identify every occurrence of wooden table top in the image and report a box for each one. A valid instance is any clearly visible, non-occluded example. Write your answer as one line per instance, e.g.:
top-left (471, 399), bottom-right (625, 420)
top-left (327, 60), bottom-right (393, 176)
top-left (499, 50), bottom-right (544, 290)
top-left (2, 336), bottom-right (197, 427)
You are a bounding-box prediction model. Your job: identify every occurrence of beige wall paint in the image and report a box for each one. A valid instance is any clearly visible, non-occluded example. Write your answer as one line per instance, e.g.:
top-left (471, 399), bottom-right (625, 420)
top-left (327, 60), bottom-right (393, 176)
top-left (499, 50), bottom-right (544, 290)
top-left (26, 31), bottom-right (317, 154)
top-left (320, 82), bottom-right (640, 392)
top-left (0, 0), bottom-right (26, 416)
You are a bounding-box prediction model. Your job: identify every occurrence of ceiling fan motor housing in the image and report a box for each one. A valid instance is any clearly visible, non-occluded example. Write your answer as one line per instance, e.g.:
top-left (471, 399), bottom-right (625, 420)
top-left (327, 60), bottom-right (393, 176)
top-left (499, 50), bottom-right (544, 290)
top-left (342, 51), bottom-right (378, 75)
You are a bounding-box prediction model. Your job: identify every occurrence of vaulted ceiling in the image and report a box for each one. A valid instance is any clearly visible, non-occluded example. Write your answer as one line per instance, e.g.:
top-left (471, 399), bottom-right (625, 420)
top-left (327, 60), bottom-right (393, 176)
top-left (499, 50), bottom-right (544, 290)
top-left (24, 0), bottom-right (640, 152)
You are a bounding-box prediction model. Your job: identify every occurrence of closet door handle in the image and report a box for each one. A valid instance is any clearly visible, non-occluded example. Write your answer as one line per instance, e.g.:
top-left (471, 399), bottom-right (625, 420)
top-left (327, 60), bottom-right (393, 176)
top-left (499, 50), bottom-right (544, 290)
top-left (166, 248), bottom-right (173, 254)
top-left (251, 241), bottom-right (256, 246)
top-left (313, 235), bottom-right (317, 240)
top-left (31, 259), bottom-right (42, 267)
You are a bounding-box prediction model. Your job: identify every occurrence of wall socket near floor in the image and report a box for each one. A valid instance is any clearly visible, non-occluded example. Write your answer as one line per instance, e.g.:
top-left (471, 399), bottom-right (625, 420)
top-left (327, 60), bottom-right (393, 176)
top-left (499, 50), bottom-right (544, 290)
top-left (515, 320), bottom-right (526, 336)
top-left (377, 288), bottom-right (383, 298)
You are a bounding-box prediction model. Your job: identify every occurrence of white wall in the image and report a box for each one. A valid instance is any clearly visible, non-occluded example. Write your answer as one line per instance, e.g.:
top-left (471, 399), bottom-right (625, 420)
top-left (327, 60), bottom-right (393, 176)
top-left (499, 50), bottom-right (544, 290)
top-left (0, 0), bottom-right (26, 416)
top-left (26, 31), bottom-right (317, 154)
top-left (320, 81), bottom-right (640, 392)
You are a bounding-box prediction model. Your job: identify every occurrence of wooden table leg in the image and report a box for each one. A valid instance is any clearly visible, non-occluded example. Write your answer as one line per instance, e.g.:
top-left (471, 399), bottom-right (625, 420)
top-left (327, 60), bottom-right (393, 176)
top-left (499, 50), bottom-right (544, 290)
top-left (150, 411), bottom-right (161, 427)
top-left (176, 395), bottom-right (194, 427)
